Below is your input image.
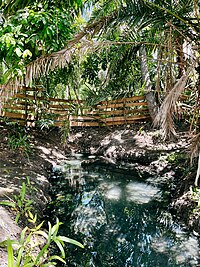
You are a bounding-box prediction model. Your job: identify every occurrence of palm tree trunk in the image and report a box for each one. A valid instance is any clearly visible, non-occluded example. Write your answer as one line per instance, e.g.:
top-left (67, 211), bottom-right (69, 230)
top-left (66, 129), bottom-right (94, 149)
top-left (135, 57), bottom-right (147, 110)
top-left (139, 45), bottom-right (158, 120)
top-left (176, 36), bottom-right (185, 79)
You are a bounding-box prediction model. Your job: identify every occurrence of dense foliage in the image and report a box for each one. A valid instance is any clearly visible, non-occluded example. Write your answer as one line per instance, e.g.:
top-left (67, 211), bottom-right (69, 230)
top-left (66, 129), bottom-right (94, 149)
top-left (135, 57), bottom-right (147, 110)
top-left (0, 0), bottom-right (83, 84)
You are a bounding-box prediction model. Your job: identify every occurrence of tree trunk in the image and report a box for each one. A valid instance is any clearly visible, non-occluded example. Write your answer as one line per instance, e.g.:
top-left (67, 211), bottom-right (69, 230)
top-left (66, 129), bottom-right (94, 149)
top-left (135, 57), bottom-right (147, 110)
top-left (139, 46), bottom-right (158, 120)
top-left (176, 36), bottom-right (185, 79)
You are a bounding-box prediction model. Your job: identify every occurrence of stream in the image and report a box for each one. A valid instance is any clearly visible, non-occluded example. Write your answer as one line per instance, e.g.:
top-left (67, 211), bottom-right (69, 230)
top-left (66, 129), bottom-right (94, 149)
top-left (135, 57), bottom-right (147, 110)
top-left (46, 154), bottom-right (200, 267)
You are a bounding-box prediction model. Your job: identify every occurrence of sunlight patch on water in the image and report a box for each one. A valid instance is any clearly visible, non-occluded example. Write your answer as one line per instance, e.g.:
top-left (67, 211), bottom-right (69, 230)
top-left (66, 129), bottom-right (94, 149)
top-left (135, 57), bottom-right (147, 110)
top-left (72, 190), bottom-right (107, 238)
top-left (105, 185), bottom-right (122, 200)
top-left (151, 235), bottom-right (199, 266)
top-left (126, 182), bottom-right (160, 204)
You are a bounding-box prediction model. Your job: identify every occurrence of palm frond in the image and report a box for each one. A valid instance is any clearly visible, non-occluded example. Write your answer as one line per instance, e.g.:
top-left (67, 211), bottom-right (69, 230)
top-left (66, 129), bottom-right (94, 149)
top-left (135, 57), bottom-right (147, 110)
top-left (153, 70), bottom-right (191, 139)
top-left (0, 79), bottom-right (21, 115)
top-left (24, 10), bottom-right (119, 85)
top-left (190, 133), bottom-right (200, 186)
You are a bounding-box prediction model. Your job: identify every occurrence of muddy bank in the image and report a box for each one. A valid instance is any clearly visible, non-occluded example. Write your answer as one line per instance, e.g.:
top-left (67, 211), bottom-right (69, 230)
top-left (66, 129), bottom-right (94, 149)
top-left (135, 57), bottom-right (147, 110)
top-left (68, 124), bottom-right (189, 177)
top-left (0, 125), bottom-right (69, 266)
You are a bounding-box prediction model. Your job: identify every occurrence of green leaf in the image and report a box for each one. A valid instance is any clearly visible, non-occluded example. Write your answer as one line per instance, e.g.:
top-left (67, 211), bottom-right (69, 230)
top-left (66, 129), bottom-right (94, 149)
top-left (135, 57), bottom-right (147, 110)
top-left (0, 201), bottom-right (16, 208)
top-left (15, 246), bottom-right (24, 267)
top-left (0, 240), bottom-right (8, 248)
top-left (15, 47), bottom-right (22, 57)
top-left (49, 255), bottom-right (66, 263)
top-left (34, 230), bottom-right (48, 240)
top-left (23, 263), bottom-right (35, 267)
top-left (51, 218), bottom-right (61, 240)
top-left (47, 221), bottom-right (52, 243)
top-left (20, 182), bottom-right (26, 201)
top-left (17, 199), bottom-right (22, 208)
top-left (41, 262), bottom-right (57, 267)
top-left (7, 239), bottom-right (14, 267)
top-left (34, 243), bottom-right (49, 265)
top-left (19, 226), bottom-right (28, 244)
top-left (54, 239), bottom-right (65, 258)
top-left (22, 49), bottom-right (32, 59)
top-left (56, 236), bottom-right (84, 249)
top-left (15, 213), bottom-right (21, 223)
top-left (33, 221), bottom-right (44, 231)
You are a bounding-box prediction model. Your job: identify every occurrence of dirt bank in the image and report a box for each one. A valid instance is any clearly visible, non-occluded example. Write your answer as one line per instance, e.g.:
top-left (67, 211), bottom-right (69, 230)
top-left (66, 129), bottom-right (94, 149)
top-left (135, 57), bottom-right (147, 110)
top-left (0, 124), bottom-right (69, 266)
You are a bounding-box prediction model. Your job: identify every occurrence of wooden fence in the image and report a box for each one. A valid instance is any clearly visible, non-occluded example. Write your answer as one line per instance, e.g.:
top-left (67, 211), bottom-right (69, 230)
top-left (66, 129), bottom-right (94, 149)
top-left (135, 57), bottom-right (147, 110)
top-left (0, 87), bottom-right (150, 127)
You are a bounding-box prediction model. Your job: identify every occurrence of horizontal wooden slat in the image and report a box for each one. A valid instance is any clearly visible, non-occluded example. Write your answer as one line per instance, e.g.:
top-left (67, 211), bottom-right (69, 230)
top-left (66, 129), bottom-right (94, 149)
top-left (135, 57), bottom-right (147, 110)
top-left (48, 98), bottom-right (83, 104)
top-left (104, 116), bottom-right (151, 126)
top-left (2, 112), bottom-right (26, 120)
top-left (49, 110), bottom-right (69, 115)
top-left (0, 86), bottom-right (43, 92)
top-left (70, 121), bottom-right (101, 127)
top-left (20, 86), bottom-right (43, 92)
top-left (12, 94), bottom-right (84, 104)
top-left (70, 115), bottom-right (100, 121)
top-left (87, 108), bottom-right (149, 116)
top-left (56, 114), bottom-right (69, 121)
top-left (13, 94), bottom-right (36, 100)
top-left (99, 96), bottom-right (145, 105)
top-left (96, 101), bottom-right (148, 109)
top-left (102, 115), bottom-right (150, 123)
top-left (3, 105), bottom-right (35, 112)
top-left (49, 104), bottom-right (71, 109)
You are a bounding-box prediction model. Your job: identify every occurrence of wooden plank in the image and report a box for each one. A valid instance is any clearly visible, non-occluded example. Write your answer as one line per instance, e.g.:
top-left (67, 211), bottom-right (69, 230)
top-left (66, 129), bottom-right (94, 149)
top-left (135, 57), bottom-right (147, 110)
top-left (12, 94), bottom-right (84, 104)
top-left (0, 86), bottom-right (43, 92)
top-left (49, 104), bottom-right (71, 109)
top-left (20, 86), bottom-right (43, 92)
top-left (55, 121), bottom-right (100, 127)
top-left (105, 116), bottom-right (151, 125)
top-left (13, 94), bottom-right (36, 100)
top-left (102, 115), bottom-right (150, 123)
top-left (96, 101), bottom-right (148, 109)
top-left (70, 121), bottom-right (101, 127)
top-left (54, 121), bottom-right (64, 127)
top-left (56, 116), bottom-right (70, 121)
top-left (49, 110), bottom-right (69, 115)
top-left (87, 108), bottom-right (149, 116)
top-left (48, 97), bottom-right (84, 104)
top-left (2, 112), bottom-right (26, 120)
top-left (70, 115), bottom-right (101, 121)
top-left (99, 96), bottom-right (146, 105)
top-left (2, 105), bottom-right (35, 112)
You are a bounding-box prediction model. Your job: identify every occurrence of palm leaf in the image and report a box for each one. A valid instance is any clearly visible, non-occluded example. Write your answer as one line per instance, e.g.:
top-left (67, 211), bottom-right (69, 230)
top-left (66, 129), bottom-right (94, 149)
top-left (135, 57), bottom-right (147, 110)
top-left (153, 70), bottom-right (191, 139)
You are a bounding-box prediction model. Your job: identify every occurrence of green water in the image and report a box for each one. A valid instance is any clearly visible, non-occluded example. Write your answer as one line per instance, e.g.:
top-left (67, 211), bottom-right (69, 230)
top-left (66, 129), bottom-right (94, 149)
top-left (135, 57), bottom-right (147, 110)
top-left (47, 155), bottom-right (200, 267)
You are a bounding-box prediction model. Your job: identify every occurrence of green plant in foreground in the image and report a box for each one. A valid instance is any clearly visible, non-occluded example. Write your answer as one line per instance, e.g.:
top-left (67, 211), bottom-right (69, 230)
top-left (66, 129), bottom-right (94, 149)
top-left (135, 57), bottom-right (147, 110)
top-left (36, 118), bottom-right (54, 131)
top-left (0, 179), bottom-right (34, 223)
top-left (7, 131), bottom-right (31, 157)
top-left (2, 218), bottom-right (84, 267)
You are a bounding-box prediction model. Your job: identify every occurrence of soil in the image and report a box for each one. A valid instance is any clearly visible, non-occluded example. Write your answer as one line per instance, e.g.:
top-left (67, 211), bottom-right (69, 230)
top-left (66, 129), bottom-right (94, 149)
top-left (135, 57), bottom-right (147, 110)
top-left (0, 121), bottom-right (199, 265)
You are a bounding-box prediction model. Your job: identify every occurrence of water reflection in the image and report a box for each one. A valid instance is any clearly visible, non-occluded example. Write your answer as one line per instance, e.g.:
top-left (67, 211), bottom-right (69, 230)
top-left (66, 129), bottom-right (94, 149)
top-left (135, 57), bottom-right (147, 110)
top-left (126, 182), bottom-right (160, 204)
top-left (47, 155), bottom-right (200, 267)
